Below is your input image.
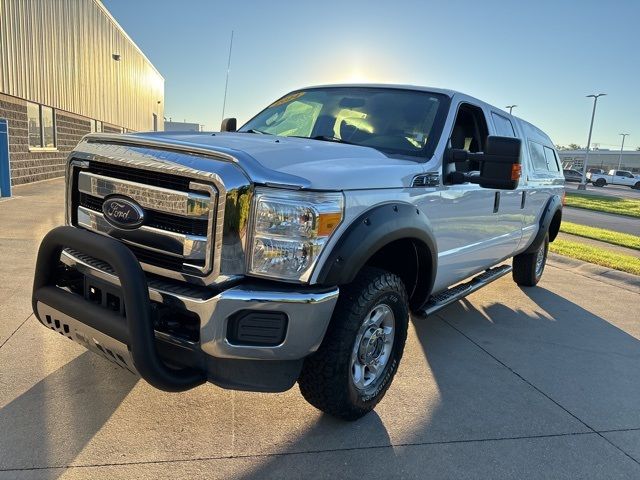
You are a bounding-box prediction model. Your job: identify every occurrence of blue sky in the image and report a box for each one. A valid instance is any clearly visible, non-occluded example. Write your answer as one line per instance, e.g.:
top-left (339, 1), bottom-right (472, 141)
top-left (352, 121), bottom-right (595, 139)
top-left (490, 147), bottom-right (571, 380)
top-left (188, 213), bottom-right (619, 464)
top-left (104, 0), bottom-right (640, 149)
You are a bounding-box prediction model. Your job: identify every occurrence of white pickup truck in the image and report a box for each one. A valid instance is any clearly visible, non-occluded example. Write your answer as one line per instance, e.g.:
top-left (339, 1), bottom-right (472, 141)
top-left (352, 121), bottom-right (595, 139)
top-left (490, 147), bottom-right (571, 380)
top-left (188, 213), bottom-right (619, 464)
top-left (588, 169), bottom-right (640, 189)
top-left (32, 85), bottom-right (564, 420)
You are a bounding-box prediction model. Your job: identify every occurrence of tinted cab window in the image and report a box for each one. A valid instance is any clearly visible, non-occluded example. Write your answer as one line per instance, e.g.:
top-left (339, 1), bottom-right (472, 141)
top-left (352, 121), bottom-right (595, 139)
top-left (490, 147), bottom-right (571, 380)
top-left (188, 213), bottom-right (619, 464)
top-left (491, 113), bottom-right (515, 137)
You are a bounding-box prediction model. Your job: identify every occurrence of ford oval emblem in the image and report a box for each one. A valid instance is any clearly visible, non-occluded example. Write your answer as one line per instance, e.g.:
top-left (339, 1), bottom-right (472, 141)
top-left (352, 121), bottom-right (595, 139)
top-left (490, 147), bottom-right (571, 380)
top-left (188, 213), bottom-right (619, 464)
top-left (102, 196), bottom-right (145, 230)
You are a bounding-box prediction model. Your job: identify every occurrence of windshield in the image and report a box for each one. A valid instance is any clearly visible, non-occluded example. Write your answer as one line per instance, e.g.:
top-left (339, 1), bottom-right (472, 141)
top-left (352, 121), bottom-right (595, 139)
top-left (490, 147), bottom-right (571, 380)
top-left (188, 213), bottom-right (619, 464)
top-left (239, 87), bottom-right (449, 158)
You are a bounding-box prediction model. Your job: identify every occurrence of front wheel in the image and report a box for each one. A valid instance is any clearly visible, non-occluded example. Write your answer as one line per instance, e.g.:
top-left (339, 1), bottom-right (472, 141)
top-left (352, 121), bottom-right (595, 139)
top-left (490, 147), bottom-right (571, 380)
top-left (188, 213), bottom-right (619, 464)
top-left (513, 233), bottom-right (549, 287)
top-left (298, 267), bottom-right (409, 420)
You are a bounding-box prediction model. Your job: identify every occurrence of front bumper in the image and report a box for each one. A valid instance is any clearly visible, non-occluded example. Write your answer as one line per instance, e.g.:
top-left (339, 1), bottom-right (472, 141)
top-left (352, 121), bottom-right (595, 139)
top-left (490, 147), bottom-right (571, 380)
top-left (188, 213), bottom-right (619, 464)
top-left (33, 227), bottom-right (339, 392)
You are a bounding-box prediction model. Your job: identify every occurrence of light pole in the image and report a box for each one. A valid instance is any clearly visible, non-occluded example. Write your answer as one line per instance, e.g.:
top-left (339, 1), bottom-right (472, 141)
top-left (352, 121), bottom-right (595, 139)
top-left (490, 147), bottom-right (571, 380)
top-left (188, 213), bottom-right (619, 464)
top-left (506, 105), bottom-right (517, 115)
top-left (578, 93), bottom-right (606, 190)
top-left (617, 133), bottom-right (629, 172)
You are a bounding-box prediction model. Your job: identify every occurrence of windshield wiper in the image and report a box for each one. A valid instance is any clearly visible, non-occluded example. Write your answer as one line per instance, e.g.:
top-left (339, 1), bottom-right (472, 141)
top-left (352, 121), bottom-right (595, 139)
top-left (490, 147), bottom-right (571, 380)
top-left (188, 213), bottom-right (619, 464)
top-left (286, 134), bottom-right (358, 145)
top-left (244, 128), bottom-right (272, 135)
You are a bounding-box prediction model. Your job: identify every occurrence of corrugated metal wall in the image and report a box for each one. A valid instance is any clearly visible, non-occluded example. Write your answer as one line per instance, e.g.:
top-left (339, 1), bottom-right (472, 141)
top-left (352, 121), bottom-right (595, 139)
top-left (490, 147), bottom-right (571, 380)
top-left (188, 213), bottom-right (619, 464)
top-left (0, 0), bottom-right (164, 131)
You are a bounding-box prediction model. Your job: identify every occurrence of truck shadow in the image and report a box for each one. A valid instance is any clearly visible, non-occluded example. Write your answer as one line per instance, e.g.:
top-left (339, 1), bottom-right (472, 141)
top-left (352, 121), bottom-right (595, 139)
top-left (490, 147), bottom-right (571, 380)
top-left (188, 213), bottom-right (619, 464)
top-left (229, 284), bottom-right (640, 478)
top-left (0, 351), bottom-right (137, 477)
top-left (2, 283), bottom-right (638, 478)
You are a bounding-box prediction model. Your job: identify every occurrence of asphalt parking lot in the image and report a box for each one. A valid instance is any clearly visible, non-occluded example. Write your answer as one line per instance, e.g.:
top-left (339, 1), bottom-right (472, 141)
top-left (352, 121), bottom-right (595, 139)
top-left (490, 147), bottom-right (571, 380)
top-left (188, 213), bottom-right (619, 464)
top-left (2, 179), bottom-right (640, 479)
top-left (565, 182), bottom-right (640, 200)
top-left (563, 207), bottom-right (639, 236)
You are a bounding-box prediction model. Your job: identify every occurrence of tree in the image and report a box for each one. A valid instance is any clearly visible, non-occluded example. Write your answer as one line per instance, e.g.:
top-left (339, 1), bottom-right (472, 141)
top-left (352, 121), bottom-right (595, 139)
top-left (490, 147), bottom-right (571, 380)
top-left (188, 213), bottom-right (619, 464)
top-left (567, 143), bottom-right (582, 150)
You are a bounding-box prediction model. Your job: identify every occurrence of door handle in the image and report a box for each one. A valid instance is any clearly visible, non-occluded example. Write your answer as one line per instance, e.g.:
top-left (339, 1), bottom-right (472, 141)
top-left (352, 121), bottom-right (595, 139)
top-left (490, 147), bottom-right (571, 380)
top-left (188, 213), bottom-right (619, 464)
top-left (521, 191), bottom-right (526, 209)
top-left (493, 192), bottom-right (500, 213)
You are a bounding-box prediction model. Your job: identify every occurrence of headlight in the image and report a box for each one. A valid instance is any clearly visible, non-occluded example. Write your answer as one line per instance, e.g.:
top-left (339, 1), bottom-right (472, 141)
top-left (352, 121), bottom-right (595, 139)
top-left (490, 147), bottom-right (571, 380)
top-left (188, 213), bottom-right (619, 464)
top-left (249, 188), bottom-right (344, 281)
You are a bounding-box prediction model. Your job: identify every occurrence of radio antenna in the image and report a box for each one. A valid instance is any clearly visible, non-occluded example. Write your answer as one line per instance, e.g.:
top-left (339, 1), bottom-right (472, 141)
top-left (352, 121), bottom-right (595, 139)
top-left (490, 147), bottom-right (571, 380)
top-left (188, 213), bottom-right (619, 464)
top-left (221, 30), bottom-right (234, 123)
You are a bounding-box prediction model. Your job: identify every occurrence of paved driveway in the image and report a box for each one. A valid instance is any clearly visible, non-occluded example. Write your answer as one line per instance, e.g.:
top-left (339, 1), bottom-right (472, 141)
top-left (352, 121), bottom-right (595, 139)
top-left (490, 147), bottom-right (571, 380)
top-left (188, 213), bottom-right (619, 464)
top-left (562, 207), bottom-right (639, 236)
top-left (565, 183), bottom-right (640, 200)
top-left (2, 179), bottom-right (640, 479)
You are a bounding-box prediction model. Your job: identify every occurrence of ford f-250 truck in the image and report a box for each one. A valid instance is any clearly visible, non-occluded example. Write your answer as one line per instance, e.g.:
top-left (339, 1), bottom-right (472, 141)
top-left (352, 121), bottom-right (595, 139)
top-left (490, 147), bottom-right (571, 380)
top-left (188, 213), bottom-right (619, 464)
top-left (588, 169), bottom-right (640, 189)
top-left (32, 85), bottom-right (564, 420)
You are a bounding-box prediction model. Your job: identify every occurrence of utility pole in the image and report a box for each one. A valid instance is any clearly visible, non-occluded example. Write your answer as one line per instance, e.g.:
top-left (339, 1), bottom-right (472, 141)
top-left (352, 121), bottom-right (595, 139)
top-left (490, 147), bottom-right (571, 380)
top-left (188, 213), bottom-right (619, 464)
top-left (221, 30), bottom-right (234, 123)
top-left (579, 93), bottom-right (606, 190)
top-left (617, 133), bottom-right (629, 172)
top-left (506, 105), bottom-right (517, 115)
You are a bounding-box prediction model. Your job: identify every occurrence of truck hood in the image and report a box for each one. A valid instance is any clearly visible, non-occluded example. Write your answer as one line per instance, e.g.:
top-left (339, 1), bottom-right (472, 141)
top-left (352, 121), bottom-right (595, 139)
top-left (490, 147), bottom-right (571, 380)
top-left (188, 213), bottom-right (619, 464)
top-left (126, 131), bottom-right (422, 190)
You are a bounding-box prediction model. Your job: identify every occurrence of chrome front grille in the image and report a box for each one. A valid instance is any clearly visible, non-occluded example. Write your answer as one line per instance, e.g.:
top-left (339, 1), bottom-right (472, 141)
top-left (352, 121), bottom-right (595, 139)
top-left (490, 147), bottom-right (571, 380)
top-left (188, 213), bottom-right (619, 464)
top-left (71, 161), bottom-right (217, 278)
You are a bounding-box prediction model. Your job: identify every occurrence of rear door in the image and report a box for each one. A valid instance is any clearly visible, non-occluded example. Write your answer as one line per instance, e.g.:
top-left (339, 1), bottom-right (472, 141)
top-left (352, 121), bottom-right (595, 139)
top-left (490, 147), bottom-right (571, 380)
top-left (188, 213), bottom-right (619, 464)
top-left (517, 133), bottom-right (562, 251)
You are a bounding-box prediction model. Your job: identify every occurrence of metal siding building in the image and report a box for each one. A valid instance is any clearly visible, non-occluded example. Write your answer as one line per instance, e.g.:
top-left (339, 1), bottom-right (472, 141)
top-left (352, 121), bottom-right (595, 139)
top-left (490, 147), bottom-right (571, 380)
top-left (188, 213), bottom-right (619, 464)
top-left (0, 0), bottom-right (164, 186)
top-left (559, 150), bottom-right (640, 174)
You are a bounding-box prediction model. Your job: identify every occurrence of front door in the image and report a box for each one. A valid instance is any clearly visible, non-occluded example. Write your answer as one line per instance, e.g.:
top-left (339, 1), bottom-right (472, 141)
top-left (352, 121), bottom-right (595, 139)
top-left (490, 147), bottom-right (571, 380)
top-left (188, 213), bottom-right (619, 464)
top-left (430, 102), bottom-right (506, 290)
top-left (489, 111), bottom-right (523, 259)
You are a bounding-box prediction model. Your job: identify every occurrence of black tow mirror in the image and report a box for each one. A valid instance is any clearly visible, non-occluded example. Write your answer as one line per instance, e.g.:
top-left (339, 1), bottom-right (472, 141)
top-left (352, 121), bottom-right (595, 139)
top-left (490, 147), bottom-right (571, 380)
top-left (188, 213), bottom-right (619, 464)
top-left (220, 118), bottom-right (237, 132)
top-left (446, 136), bottom-right (522, 190)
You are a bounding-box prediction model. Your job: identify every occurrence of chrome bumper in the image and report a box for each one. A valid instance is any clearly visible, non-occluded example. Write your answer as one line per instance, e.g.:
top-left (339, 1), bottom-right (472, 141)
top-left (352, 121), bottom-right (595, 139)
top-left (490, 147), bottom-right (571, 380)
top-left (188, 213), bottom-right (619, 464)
top-left (60, 250), bottom-right (339, 361)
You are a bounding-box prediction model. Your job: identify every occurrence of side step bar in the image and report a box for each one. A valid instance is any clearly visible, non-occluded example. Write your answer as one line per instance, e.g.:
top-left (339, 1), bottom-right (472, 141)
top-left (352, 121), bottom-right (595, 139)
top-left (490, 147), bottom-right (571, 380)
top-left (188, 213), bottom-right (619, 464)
top-left (421, 264), bottom-right (512, 316)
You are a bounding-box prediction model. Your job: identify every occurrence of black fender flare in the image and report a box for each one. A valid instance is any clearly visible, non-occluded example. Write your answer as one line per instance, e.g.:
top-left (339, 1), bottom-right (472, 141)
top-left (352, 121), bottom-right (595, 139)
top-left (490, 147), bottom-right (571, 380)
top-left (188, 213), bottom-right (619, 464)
top-left (316, 202), bottom-right (438, 299)
top-left (524, 194), bottom-right (562, 253)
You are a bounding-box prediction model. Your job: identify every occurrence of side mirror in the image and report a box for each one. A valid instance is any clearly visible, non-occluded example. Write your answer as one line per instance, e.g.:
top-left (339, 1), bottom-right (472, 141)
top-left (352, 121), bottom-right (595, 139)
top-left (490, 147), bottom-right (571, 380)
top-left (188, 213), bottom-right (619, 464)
top-left (220, 117), bottom-right (237, 132)
top-left (447, 136), bottom-right (522, 190)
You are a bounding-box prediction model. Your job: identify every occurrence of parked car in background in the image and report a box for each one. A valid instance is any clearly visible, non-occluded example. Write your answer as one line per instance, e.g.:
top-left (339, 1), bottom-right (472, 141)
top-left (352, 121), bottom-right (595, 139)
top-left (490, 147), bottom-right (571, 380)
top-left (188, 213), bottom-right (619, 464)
top-left (588, 169), bottom-right (640, 188)
top-left (563, 169), bottom-right (585, 183)
top-left (588, 168), bottom-right (605, 175)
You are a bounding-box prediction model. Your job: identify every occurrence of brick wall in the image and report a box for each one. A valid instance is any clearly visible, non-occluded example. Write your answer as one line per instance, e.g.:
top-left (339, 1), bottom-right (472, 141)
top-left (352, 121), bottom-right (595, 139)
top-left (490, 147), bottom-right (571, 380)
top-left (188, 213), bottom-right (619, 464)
top-left (0, 93), bottom-right (117, 186)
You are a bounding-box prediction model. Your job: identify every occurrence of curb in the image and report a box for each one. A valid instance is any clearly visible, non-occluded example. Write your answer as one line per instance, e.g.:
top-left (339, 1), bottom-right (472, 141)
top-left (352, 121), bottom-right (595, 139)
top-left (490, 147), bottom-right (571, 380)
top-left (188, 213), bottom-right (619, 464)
top-left (547, 253), bottom-right (640, 294)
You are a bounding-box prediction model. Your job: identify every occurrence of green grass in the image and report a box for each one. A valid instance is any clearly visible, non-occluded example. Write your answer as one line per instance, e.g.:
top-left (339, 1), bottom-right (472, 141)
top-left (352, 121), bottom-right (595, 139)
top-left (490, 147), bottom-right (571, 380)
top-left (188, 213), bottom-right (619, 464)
top-left (550, 239), bottom-right (640, 276)
top-left (560, 222), bottom-right (640, 251)
top-left (565, 192), bottom-right (640, 218)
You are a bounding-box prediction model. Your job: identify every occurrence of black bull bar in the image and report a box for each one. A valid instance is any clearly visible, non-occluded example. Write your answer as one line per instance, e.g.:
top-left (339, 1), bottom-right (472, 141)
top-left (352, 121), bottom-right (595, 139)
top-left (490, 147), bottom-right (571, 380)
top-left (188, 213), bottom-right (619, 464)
top-left (32, 226), bottom-right (206, 392)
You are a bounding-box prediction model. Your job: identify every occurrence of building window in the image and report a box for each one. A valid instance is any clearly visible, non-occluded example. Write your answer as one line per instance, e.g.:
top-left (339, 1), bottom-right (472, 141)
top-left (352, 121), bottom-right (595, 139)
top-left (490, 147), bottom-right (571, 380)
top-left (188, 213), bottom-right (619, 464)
top-left (27, 102), bottom-right (56, 149)
top-left (27, 102), bottom-right (41, 148)
top-left (42, 106), bottom-right (55, 148)
top-left (90, 120), bottom-right (103, 133)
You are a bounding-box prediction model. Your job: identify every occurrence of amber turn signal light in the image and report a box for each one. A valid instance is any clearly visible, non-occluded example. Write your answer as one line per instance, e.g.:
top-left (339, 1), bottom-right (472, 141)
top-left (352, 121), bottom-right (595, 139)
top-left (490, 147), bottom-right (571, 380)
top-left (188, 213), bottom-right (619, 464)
top-left (318, 213), bottom-right (342, 236)
top-left (511, 164), bottom-right (522, 181)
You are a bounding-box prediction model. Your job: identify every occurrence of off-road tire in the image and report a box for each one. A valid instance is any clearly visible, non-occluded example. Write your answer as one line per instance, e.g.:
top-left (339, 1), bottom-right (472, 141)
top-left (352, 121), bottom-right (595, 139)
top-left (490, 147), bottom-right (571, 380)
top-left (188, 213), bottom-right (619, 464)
top-left (513, 232), bottom-right (549, 287)
top-left (298, 267), bottom-right (409, 421)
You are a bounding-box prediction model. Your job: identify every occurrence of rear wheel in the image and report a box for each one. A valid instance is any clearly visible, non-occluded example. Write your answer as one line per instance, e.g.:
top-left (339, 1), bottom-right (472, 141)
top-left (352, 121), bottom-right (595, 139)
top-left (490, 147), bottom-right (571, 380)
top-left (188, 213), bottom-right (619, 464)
top-left (594, 178), bottom-right (606, 187)
top-left (633, 181), bottom-right (640, 190)
top-left (298, 267), bottom-right (409, 420)
top-left (513, 233), bottom-right (549, 287)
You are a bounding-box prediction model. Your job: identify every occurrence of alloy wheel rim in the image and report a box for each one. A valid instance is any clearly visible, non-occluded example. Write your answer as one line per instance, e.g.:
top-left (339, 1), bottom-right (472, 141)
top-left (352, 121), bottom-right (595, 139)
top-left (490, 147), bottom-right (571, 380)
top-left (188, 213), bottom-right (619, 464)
top-left (350, 304), bottom-right (395, 393)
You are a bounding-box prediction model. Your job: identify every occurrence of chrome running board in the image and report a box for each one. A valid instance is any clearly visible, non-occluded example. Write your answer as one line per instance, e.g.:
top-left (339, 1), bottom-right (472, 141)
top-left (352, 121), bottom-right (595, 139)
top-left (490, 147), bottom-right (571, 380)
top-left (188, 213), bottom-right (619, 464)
top-left (421, 264), bottom-right (512, 316)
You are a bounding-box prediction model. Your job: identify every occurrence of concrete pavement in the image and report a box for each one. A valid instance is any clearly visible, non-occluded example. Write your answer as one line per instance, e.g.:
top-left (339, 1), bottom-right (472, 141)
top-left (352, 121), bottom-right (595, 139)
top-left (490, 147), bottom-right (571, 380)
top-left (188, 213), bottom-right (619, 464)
top-left (2, 178), bottom-right (640, 479)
